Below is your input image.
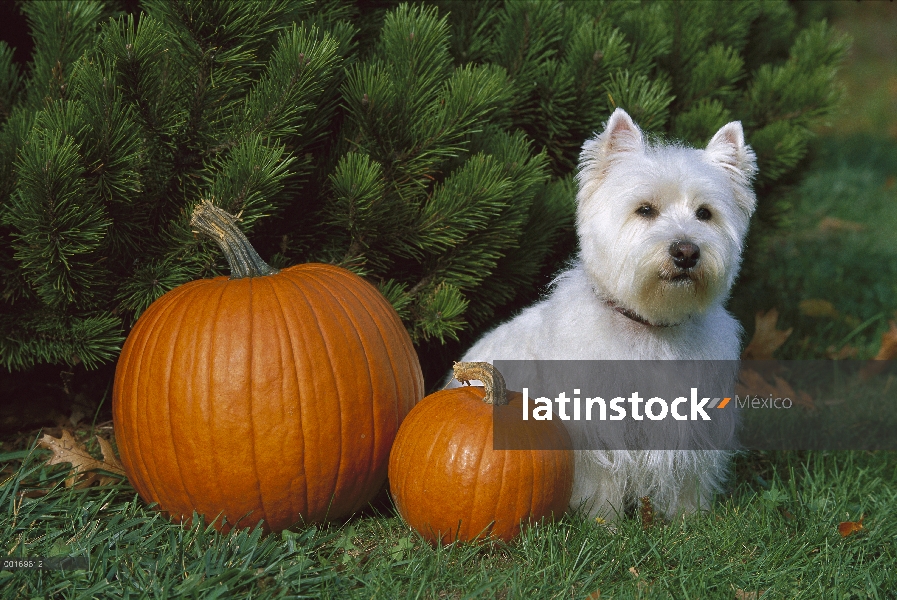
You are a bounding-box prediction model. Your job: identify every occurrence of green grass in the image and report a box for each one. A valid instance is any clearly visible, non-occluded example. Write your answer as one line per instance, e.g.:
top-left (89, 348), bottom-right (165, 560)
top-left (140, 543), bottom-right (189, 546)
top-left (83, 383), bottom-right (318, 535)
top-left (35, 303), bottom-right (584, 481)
top-left (2, 441), bottom-right (895, 599)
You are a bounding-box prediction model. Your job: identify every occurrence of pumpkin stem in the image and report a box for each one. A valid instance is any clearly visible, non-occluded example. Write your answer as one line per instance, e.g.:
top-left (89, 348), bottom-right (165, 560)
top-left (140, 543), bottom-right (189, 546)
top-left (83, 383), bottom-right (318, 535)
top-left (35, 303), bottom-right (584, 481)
top-left (452, 362), bottom-right (509, 406)
top-left (190, 200), bottom-right (279, 279)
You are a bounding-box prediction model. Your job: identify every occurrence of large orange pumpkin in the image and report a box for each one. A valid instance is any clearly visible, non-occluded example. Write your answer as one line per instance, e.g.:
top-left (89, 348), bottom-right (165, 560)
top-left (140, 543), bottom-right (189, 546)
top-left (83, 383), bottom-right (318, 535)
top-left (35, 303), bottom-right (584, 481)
top-left (113, 201), bottom-right (424, 532)
top-left (388, 362), bottom-right (573, 544)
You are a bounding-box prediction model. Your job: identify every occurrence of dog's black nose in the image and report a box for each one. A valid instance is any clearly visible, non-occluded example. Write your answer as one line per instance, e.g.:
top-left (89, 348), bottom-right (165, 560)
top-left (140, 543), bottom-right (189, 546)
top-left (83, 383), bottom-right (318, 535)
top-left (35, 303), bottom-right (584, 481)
top-left (669, 240), bottom-right (700, 269)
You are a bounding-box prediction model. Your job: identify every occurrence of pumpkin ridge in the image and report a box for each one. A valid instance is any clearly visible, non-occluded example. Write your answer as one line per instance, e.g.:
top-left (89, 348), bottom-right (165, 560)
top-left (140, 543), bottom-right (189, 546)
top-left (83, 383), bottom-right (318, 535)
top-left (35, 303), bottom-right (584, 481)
top-left (245, 276), bottom-right (271, 531)
top-left (117, 284), bottom-right (191, 506)
top-left (280, 272), bottom-right (344, 518)
top-left (434, 394), bottom-right (479, 542)
top-left (410, 397), bottom-right (454, 534)
top-left (495, 433), bottom-right (515, 539)
top-left (325, 269), bottom-right (398, 445)
top-left (516, 425), bottom-right (533, 529)
top-left (300, 271), bottom-right (378, 513)
top-left (350, 273), bottom-right (423, 418)
top-left (131, 286), bottom-right (188, 510)
top-left (134, 278), bottom-right (202, 516)
top-left (265, 274), bottom-right (305, 526)
top-left (311, 269), bottom-right (387, 497)
top-left (201, 281), bottom-right (234, 527)
top-left (392, 396), bottom-right (417, 526)
top-left (268, 274), bottom-right (313, 517)
top-left (466, 408), bottom-right (493, 541)
top-left (165, 282), bottom-right (221, 524)
top-left (324, 267), bottom-right (418, 389)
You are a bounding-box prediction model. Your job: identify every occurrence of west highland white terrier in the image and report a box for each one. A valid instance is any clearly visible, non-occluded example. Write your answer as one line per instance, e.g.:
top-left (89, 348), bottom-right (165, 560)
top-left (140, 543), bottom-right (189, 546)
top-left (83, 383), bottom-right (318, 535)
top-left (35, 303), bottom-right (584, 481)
top-left (455, 108), bottom-right (757, 521)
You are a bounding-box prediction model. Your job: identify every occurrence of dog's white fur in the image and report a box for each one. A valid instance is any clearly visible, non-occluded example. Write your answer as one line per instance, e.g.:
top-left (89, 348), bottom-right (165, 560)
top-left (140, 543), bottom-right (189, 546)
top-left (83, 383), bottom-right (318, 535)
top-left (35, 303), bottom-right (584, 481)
top-left (454, 108), bottom-right (757, 520)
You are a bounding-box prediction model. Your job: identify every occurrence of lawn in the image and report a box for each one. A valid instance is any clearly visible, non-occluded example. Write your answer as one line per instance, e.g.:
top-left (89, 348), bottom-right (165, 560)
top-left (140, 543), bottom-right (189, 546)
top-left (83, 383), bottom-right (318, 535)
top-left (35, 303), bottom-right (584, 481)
top-left (2, 440), bottom-right (895, 598)
top-left (3, 2), bottom-right (897, 598)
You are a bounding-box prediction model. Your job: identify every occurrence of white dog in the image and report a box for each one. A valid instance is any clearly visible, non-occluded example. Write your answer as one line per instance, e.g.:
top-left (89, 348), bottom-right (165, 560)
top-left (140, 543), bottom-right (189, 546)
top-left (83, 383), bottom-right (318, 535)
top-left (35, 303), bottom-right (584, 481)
top-left (455, 108), bottom-right (757, 521)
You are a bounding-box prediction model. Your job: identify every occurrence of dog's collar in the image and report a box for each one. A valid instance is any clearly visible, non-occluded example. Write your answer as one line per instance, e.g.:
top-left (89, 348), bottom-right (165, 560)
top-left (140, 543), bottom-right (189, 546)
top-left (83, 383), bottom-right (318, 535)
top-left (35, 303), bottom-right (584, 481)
top-left (603, 299), bottom-right (684, 328)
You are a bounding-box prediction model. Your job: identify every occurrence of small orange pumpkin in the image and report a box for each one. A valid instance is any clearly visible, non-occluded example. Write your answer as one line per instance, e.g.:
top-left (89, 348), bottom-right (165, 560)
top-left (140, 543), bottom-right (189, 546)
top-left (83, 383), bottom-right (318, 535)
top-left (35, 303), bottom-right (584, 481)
top-left (388, 362), bottom-right (573, 544)
top-left (113, 201), bottom-right (424, 532)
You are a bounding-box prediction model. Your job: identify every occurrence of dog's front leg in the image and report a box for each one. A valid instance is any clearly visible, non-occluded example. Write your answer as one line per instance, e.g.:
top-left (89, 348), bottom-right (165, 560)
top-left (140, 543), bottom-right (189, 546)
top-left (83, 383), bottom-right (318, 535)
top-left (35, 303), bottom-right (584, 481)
top-left (570, 451), bottom-right (628, 522)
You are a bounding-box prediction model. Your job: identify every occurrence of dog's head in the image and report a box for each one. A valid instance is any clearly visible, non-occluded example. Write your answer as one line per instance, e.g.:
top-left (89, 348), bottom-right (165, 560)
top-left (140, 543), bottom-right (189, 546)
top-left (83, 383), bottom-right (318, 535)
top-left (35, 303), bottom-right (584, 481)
top-left (575, 108), bottom-right (757, 325)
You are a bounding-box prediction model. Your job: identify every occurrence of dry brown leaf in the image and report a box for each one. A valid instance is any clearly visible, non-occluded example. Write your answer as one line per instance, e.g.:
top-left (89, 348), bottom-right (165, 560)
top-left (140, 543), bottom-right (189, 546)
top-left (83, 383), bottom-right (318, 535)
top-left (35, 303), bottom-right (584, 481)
top-left (769, 375), bottom-right (796, 404)
top-left (96, 435), bottom-right (124, 472)
top-left (93, 435), bottom-right (126, 486)
top-left (18, 489), bottom-right (49, 499)
top-left (628, 566), bottom-right (639, 578)
top-left (817, 217), bottom-right (864, 233)
top-left (872, 320), bottom-right (897, 361)
top-left (793, 390), bottom-right (816, 410)
top-left (38, 430), bottom-right (125, 488)
top-left (735, 590), bottom-right (766, 600)
top-left (735, 368), bottom-right (773, 397)
top-left (799, 299), bottom-right (838, 319)
top-left (838, 514), bottom-right (864, 537)
top-left (860, 321), bottom-right (897, 379)
top-left (742, 309), bottom-right (792, 360)
top-left (585, 592), bottom-right (601, 600)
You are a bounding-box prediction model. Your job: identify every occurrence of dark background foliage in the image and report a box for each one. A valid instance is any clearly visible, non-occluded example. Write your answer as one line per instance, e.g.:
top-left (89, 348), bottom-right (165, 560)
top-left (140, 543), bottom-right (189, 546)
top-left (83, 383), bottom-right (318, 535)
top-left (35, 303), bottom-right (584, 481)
top-left (0, 0), bottom-right (848, 429)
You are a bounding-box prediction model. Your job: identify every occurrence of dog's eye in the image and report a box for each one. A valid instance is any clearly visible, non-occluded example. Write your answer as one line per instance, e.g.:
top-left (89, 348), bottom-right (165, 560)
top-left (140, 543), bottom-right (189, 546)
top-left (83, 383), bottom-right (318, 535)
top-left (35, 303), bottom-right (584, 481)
top-left (696, 207), bottom-right (712, 221)
top-left (636, 205), bottom-right (657, 218)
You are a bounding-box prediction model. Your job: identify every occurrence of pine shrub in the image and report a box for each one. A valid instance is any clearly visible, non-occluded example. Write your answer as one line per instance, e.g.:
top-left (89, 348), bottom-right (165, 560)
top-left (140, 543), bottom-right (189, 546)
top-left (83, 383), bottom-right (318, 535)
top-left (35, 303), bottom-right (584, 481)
top-left (0, 0), bottom-right (848, 389)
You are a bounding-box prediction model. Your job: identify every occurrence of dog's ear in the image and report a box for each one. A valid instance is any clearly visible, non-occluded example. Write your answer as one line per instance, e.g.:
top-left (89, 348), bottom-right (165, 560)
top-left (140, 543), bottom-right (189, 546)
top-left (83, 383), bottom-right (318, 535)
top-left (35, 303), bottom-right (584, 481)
top-left (705, 122), bottom-right (757, 182)
top-left (597, 108), bottom-right (644, 156)
top-left (705, 122), bottom-right (758, 215)
top-left (578, 108), bottom-right (644, 184)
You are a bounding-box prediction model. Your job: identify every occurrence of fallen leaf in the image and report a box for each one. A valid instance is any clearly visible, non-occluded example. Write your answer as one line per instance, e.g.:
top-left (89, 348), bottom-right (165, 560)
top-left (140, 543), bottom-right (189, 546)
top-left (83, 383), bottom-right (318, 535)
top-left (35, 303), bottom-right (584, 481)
top-left (735, 590), bottom-right (766, 600)
top-left (872, 321), bottom-right (897, 360)
top-left (817, 217), bottom-right (864, 233)
top-left (838, 514), bottom-right (864, 537)
top-left (736, 368), bottom-right (774, 397)
top-left (793, 390), bottom-right (815, 410)
top-left (18, 489), bottom-right (49, 499)
top-left (799, 299), bottom-right (838, 319)
top-left (860, 321), bottom-right (897, 379)
top-left (38, 430), bottom-right (125, 488)
top-left (95, 435), bottom-right (124, 472)
top-left (585, 592), bottom-right (601, 600)
top-left (742, 309), bottom-right (793, 360)
top-left (628, 566), bottom-right (639, 578)
top-left (94, 435), bottom-right (126, 486)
